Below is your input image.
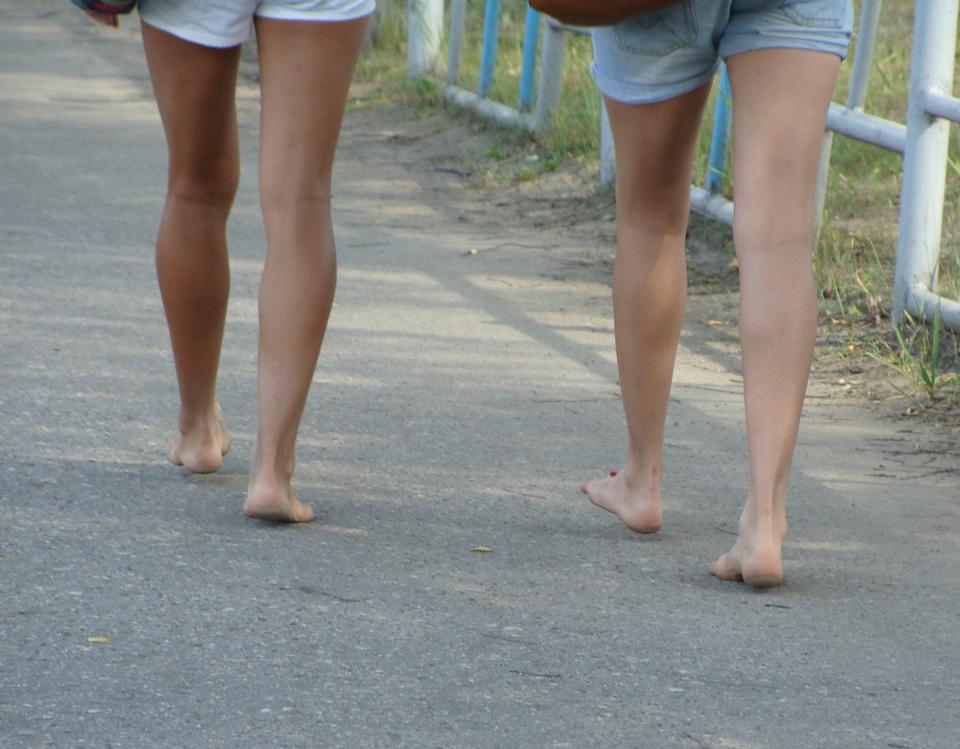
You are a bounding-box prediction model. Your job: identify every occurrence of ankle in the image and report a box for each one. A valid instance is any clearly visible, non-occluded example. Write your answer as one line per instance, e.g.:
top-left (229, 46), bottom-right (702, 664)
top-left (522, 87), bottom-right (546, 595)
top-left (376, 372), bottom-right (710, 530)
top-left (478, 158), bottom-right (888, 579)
top-left (739, 504), bottom-right (788, 545)
top-left (250, 451), bottom-right (293, 486)
top-left (178, 404), bottom-right (221, 432)
top-left (621, 459), bottom-right (661, 491)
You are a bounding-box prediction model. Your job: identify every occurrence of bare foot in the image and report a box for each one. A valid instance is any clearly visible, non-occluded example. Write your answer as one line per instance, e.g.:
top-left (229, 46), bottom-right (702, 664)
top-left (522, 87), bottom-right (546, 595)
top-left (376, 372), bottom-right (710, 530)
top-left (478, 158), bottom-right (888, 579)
top-left (243, 478), bottom-right (315, 524)
top-left (580, 470), bottom-right (662, 534)
top-left (710, 510), bottom-right (786, 588)
top-left (168, 406), bottom-right (232, 474)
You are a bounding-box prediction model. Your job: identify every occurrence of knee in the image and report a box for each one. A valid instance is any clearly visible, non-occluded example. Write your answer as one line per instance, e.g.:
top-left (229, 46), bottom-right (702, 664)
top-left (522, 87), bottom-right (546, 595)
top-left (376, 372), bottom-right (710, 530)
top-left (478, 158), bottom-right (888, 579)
top-left (617, 199), bottom-right (690, 244)
top-left (260, 150), bottom-right (332, 203)
top-left (732, 171), bottom-right (818, 255)
top-left (617, 184), bottom-right (690, 235)
top-left (733, 196), bottom-right (816, 256)
top-left (616, 178), bottom-right (692, 239)
top-left (259, 179), bottom-right (332, 221)
top-left (167, 164), bottom-right (239, 213)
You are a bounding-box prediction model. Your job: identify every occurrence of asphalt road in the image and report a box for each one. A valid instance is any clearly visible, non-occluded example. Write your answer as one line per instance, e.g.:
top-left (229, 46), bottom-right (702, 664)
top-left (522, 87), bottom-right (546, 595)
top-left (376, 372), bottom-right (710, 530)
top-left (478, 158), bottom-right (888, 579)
top-left (2, 3), bottom-right (959, 747)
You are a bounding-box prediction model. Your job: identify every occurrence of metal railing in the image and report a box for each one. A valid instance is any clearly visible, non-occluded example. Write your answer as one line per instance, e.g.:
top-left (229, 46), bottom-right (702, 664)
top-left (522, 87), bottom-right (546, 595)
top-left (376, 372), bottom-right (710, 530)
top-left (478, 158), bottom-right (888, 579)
top-left (893, 0), bottom-right (960, 328)
top-left (407, 0), bottom-right (960, 329)
top-left (440, 4), bottom-right (622, 185)
top-left (441, 0), bottom-right (562, 132)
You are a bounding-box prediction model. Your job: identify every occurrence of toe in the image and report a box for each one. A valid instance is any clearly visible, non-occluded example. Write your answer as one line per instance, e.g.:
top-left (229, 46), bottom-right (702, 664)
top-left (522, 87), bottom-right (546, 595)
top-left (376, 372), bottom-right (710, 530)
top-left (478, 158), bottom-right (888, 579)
top-left (581, 474), bottom-right (611, 499)
top-left (580, 477), bottom-right (602, 497)
top-left (710, 552), bottom-right (742, 581)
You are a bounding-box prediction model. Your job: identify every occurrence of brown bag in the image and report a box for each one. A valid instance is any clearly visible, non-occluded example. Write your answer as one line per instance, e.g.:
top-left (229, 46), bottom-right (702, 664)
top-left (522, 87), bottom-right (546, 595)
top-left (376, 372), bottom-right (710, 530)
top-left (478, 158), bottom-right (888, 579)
top-left (528, 0), bottom-right (681, 27)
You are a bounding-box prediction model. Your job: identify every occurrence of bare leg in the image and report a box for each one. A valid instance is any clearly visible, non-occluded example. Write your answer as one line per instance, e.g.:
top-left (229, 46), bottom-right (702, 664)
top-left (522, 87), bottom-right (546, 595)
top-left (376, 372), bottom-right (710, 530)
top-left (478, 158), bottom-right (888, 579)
top-left (141, 23), bottom-right (240, 473)
top-left (709, 49), bottom-right (841, 587)
top-left (241, 15), bottom-right (369, 522)
top-left (581, 84), bottom-right (711, 533)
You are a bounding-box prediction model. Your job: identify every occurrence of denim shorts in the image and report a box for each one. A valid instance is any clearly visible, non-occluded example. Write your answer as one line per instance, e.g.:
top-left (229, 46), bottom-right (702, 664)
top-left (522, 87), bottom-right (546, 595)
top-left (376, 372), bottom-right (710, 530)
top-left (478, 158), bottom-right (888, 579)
top-left (139, 0), bottom-right (375, 48)
top-left (591, 0), bottom-right (854, 104)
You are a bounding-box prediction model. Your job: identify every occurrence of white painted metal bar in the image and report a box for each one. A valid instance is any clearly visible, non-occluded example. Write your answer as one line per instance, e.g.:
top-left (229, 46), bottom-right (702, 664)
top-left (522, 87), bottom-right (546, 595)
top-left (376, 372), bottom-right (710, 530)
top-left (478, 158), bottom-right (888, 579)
top-left (812, 132), bottom-right (833, 238)
top-left (689, 186), bottom-right (735, 226)
top-left (540, 21), bottom-right (617, 188)
top-left (847, 0), bottom-right (883, 110)
top-left (407, 0), bottom-right (444, 78)
top-left (909, 285), bottom-right (960, 330)
top-left (600, 98), bottom-right (615, 187)
top-left (894, 0), bottom-right (959, 325)
top-left (922, 88), bottom-right (960, 122)
top-left (443, 84), bottom-right (537, 131)
top-left (813, 0), bottom-right (882, 237)
top-left (534, 20), bottom-right (567, 131)
top-left (825, 104), bottom-right (907, 153)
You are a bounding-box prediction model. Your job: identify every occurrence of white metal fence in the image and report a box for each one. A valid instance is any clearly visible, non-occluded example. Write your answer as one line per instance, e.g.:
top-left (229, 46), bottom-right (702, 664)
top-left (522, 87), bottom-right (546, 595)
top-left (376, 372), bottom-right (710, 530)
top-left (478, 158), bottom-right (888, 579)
top-left (406, 0), bottom-right (960, 330)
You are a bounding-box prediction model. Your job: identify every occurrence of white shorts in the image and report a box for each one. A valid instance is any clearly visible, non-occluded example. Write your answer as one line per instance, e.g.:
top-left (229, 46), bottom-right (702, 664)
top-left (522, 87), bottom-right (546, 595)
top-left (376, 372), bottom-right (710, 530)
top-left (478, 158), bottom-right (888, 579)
top-left (139, 0), bottom-right (376, 48)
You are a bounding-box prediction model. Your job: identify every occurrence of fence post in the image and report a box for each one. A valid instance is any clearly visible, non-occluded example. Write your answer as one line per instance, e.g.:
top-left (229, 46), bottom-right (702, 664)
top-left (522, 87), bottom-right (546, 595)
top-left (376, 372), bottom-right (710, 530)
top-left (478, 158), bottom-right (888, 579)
top-left (535, 20), bottom-right (566, 130)
top-left (600, 97), bottom-right (616, 186)
top-left (706, 65), bottom-right (732, 194)
top-left (447, 0), bottom-right (468, 85)
top-left (408, 0), bottom-right (444, 78)
top-left (894, 0), bottom-right (959, 322)
top-left (518, 6), bottom-right (541, 111)
top-left (478, 0), bottom-right (502, 98)
top-left (813, 0), bottom-right (882, 237)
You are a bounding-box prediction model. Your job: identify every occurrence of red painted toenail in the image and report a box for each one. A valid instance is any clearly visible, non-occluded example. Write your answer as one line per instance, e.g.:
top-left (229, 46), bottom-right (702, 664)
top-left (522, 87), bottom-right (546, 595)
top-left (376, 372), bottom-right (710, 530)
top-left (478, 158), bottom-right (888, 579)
top-left (609, 471), bottom-right (618, 477)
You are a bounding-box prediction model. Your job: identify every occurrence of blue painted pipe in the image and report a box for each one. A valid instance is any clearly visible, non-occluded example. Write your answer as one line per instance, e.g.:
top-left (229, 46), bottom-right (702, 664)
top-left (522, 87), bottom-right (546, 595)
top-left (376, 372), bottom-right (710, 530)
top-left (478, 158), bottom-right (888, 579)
top-left (478, 0), bottom-right (502, 99)
top-left (518, 6), bottom-right (540, 111)
top-left (706, 65), bottom-right (732, 194)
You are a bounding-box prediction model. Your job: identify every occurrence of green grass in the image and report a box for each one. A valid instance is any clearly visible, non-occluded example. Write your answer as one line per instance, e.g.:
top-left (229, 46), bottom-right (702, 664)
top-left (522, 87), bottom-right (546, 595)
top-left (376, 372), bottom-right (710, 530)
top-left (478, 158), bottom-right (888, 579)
top-left (356, 0), bottom-right (960, 408)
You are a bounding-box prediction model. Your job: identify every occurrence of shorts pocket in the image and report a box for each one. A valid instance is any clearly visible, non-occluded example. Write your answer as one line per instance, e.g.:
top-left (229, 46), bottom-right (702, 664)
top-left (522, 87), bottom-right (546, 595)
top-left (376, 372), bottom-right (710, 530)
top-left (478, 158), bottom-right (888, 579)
top-left (777, 0), bottom-right (847, 28)
top-left (614, 1), bottom-right (700, 56)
